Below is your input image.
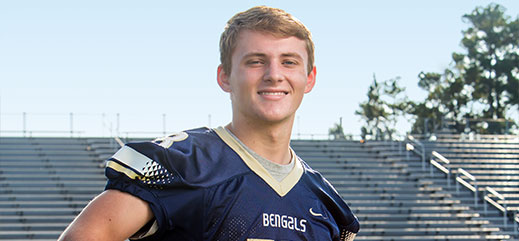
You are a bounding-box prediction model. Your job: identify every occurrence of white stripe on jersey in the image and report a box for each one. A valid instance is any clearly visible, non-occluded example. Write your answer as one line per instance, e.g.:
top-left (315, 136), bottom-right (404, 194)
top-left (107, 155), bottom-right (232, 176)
top-left (112, 145), bottom-right (154, 175)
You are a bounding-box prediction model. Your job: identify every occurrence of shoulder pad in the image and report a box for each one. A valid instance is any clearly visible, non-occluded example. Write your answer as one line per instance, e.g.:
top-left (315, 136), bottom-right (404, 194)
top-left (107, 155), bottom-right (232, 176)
top-left (107, 132), bottom-right (191, 188)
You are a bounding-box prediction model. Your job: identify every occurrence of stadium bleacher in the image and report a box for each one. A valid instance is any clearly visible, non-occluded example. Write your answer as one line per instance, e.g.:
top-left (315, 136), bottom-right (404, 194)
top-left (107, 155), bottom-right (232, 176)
top-left (0, 134), bottom-right (518, 240)
top-left (418, 133), bottom-right (519, 239)
top-left (292, 139), bottom-right (515, 240)
top-left (0, 137), bottom-right (106, 240)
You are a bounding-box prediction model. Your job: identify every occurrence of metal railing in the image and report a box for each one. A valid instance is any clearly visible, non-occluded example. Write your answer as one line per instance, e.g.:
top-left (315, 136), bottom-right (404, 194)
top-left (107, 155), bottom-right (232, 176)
top-left (0, 112), bottom-right (336, 140)
top-left (430, 151), bottom-right (451, 188)
top-left (0, 129), bottom-right (85, 138)
top-left (456, 167), bottom-right (478, 208)
top-left (464, 117), bottom-right (516, 135)
top-left (428, 151), bottom-right (519, 236)
top-left (458, 133), bottom-right (519, 142)
top-left (515, 212), bottom-right (519, 236)
top-left (0, 112), bottom-right (117, 137)
top-left (406, 135), bottom-right (426, 170)
top-left (484, 186), bottom-right (507, 226)
top-left (114, 136), bottom-right (125, 148)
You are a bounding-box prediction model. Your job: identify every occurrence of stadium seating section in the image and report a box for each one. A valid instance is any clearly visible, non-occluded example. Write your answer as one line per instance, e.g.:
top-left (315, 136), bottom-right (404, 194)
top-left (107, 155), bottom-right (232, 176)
top-left (0, 134), bottom-right (518, 240)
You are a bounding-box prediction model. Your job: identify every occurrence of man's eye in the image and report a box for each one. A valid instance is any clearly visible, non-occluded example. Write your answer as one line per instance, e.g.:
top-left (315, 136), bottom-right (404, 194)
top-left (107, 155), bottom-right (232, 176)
top-left (247, 60), bottom-right (264, 65)
top-left (283, 60), bottom-right (297, 65)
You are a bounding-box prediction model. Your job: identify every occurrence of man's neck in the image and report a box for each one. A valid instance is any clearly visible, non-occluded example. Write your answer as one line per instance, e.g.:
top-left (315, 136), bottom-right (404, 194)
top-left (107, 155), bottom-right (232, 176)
top-left (225, 118), bottom-right (293, 165)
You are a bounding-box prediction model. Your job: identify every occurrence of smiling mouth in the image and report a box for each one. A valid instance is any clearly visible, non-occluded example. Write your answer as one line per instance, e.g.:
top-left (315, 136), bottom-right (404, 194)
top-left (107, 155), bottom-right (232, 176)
top-left (258, 91), bottom-right (288, 96)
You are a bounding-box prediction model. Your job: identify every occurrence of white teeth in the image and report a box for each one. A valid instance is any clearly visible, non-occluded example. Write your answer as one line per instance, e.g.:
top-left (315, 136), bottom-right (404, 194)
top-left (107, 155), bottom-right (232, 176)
top-left (259, 92), bottom-right (287, 95)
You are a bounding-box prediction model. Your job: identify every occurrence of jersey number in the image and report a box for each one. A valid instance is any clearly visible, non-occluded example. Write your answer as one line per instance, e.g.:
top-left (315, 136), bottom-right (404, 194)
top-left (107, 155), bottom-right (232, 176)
top-left (153, 132), bottom-right (189, 149)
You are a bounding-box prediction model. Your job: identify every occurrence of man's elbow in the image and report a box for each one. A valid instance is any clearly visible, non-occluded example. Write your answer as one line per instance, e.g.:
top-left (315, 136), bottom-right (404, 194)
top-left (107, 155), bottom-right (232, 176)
top-left (58, 232), bottom-right (80, 241)
top-left (58, 228), bottom-right (107, 241)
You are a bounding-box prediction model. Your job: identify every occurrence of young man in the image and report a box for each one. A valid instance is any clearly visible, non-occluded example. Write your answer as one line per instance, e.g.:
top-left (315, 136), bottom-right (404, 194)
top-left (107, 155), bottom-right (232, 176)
top-left (59, 6), bottom-right (359, 241)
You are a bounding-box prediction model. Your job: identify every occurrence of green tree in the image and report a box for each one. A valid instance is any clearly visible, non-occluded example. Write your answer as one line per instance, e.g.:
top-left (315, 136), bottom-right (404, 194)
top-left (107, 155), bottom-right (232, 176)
top-left (328, 121), bottom-right (346, 140)
top-left (356, 75), bottom-right (408, 140)
top-left (411, 3), bottom-right (518, 134)
top-left (410, 70), bottom-right (471, 134)
top-left (455, 4), bottom-right (519, 118)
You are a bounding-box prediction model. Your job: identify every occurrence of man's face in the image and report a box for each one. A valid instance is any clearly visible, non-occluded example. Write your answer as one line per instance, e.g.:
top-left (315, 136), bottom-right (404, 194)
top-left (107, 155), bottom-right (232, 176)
top-left (218, 30), bottom-right (316, 125)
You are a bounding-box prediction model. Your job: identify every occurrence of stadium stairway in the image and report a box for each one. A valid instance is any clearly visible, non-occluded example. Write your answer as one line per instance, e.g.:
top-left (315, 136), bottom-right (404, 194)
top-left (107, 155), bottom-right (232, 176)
top-left (291, 139), bottom-right (513, 241)
top-left (418, 134), bottom-right (519, 239)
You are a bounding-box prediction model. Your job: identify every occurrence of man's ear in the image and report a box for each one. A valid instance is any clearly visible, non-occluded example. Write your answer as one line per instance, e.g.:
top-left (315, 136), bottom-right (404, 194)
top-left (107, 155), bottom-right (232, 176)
top-left (217, 65), bottom-right (232, 93)
top-left (304, 66), bottom-right (317, 93)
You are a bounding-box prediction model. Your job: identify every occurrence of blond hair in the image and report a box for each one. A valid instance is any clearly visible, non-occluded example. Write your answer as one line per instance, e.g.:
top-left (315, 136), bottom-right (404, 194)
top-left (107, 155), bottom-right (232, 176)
top-left (219, 6), bottom-right (315, 75)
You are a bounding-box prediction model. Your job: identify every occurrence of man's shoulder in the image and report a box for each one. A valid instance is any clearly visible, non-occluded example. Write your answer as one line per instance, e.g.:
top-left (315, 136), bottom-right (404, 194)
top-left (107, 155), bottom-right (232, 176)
top-left (297, 157), bottom-right (322, 178)
top-left (296, 157), bottom-right (339, 192)
top-left (106, 127), bottom-right (250, 187)
top-left (296, 156), bottom-right (360, 236)
top-left (118, 127), bottom-right (216, 169)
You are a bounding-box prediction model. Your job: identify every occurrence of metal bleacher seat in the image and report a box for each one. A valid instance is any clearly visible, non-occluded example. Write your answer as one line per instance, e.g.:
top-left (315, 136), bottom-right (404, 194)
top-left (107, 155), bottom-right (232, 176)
top-left (292, 139), bottom-right (512, 240)
top-left (0, 137), bottom-right (106, 240)
top-left (422, 135), bottom-right (519, 238)
top-left (1, 135), bottom-right (517, 240)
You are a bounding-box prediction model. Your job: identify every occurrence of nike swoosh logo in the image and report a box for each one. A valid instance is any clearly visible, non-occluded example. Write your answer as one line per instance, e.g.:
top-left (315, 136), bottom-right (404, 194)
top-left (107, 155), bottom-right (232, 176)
top-left (309, 208), bottom-right (324, 217)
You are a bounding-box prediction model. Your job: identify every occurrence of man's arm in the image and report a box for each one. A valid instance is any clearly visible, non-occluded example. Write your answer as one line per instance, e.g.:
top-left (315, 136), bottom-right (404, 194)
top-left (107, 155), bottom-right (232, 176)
top-left (58, 189), bottom-right (154, 241)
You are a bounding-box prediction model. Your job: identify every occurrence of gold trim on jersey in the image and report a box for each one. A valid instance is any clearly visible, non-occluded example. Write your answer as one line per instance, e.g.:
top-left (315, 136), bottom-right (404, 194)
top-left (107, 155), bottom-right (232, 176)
top-left (107, 145), bottom-right (157, 180)
top-left (106, 160), bottom-right (140, 180)
top-left (111, 145), bottom-right (155, 175)
top-left (214, 126), bottom-right (303, 197)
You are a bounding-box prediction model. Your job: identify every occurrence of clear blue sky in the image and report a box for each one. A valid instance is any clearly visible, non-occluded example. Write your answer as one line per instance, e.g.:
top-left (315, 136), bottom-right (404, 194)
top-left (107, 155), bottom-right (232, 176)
top-left (1, 1), bottom-right (518, 137)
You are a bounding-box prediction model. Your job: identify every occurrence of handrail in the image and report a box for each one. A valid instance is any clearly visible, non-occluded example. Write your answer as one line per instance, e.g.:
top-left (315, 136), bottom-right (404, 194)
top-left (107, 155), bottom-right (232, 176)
top-left (457, 168), bottom-right (476, 182)
top-left (458, 133), bottom-right (519, 141)
top-left (0, 129), bottom-right (85, 137)
top-left (432, 151), bottom-right (450, 164)
top-left (484, 186), bottom-right (507, 227)
top-left (456, 167), bottom-right (478, 207)
top-left (114, 136), bottom-right (125, 147)
top-left (514, 212), bottom-right (518, 236)
top-left (486, 186), bottom-right (505, 201)
top-left (426, 148), bottom-right (518, 234)
top-left (406, 135), bottom-right (426, 170)
top-left (429, 157), bottom-right (518, 233)
top-left (430, 151), bottom-right (451, 188)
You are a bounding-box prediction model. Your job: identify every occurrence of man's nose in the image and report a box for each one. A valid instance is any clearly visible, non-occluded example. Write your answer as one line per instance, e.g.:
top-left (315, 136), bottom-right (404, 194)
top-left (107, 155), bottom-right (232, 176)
top-left (263, 62), bottom-right (284, 82)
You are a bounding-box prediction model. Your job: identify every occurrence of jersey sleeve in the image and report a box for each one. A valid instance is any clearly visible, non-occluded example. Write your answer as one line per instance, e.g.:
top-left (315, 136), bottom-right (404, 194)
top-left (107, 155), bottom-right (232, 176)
top-left (104, 132), bottom-right (205, 240)
top-left (301, 160), bottom-right (360, 241)
top-left (321, 176), bottom-right (360, 241)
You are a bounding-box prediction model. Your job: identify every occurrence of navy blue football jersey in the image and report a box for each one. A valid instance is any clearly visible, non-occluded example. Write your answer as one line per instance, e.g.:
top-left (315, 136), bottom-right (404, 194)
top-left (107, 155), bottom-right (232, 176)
top-left (105, 127), bottom-right (359, 241)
